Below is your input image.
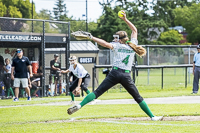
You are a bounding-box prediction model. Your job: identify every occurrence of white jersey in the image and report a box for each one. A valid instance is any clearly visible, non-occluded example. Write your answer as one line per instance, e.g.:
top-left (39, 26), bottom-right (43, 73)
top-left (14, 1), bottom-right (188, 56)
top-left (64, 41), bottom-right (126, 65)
top-left (68, 63), bottom-right (88, 78)
top-left (111, 38), bottom-right (138, 71)
top-left (4, 64), bottom-right (11, 73)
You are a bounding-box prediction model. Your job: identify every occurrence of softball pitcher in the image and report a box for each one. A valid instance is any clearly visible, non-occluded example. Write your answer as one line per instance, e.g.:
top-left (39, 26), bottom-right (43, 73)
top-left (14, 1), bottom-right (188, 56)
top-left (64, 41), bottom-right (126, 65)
top-left (68, 11), bottom-right (163, 121)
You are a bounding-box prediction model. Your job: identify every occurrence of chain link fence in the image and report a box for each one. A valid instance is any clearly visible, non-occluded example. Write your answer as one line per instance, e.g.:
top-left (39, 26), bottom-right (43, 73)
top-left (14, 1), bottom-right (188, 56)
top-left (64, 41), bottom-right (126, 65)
top-left (97, 45), bottom-right (197, 91)
top-left (99, 47), bottom-right (197, 65)
top-left (0, 17), bottom-right (70, 98)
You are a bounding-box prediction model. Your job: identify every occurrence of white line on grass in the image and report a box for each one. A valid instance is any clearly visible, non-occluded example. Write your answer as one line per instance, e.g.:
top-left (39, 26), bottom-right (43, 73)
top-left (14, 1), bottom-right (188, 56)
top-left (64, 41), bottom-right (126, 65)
top-left (97, 121), bottom-right (200, 126)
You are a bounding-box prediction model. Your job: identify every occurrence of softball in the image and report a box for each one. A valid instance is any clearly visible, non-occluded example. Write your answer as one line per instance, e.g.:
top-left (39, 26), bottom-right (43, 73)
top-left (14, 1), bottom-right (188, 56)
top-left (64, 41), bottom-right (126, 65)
top-left (118, 10), bottom-right (124, 17)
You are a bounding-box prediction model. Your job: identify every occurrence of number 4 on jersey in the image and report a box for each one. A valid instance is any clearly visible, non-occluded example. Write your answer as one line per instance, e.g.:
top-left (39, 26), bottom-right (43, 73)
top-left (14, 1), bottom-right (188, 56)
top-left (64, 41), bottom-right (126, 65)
top-left (122, 55), bottom-right (130, 65)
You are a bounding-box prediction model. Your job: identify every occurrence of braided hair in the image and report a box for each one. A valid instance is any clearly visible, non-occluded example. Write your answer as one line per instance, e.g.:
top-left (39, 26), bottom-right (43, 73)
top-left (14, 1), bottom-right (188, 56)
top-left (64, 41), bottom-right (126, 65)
top-left (115, 31), bottom-right (146, 57)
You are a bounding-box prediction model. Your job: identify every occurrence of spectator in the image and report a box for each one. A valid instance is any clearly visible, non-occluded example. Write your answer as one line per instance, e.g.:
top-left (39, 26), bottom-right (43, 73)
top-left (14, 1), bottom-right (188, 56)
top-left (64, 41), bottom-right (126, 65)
top-left (31, 66), bottom-right (43, 97)
top-left (3, 58), bottom-right (14, 98)
top-left (192, 44), bottom-right (200, 94)
top-left (11, 49), bottom-right (33, 101)
top-left (50, 54), bottom-right (61, 96)
top-left (0, 55), bottom-right (5, 98)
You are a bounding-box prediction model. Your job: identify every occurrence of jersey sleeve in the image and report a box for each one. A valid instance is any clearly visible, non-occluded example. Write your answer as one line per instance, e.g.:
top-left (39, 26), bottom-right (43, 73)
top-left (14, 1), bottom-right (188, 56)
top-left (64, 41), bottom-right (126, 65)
top-left (193, 53), bottom-right (197, 62)
top-left (68, 65), bottom-right (73, 71)
top-left (50, 60), bottom-right (53, 67)
top-left (111, 42), bottom-right (119, 52)
top-left (131, 38), bottom-right (138, 45)
top-left (7, 64), bottom-right (11, 71)
top-left (26, 57), bottom-right (31, 66)
top-left (11, 59), bottom-right (15, 67)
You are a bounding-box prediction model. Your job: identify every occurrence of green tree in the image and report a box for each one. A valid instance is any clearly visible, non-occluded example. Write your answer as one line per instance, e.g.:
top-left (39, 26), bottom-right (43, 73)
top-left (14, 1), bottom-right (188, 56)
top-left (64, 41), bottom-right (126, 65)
top-left (92, 0), bottom-right (168, 48)
top-left (174, 3), bottom-right (200, 43)
top-left (53, 0), bottom-right (68, 21)
top-left (151, 0), bottom-right (200, 27)
top-left (156, 30), bottom-right (183, 45)
top-left (0, 0), bottom-right (34, 18)
top-left (153, 30), bottom-right (185, 55)
top-left (0, 1), bottom-right (7, 16)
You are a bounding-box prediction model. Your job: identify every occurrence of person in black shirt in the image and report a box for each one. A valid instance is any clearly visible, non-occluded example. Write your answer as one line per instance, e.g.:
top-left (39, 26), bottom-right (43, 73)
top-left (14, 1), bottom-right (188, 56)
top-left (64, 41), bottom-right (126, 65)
top-left (11, 49), bottom-right (33, 101)
top-left (50, 54), bottom-right (61, 96)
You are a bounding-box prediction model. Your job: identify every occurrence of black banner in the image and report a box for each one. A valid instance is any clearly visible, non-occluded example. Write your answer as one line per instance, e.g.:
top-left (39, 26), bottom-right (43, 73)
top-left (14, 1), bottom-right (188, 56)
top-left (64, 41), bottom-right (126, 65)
top-left (0, 34), bottom-right (67, 43)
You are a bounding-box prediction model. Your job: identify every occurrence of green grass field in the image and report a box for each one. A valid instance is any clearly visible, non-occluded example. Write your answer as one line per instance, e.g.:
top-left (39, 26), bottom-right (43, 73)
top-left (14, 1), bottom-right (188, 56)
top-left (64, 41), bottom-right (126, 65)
top-left (0, 103), bottom-right (200, 133)
top-left (0, 68), bottom-right (199, 133)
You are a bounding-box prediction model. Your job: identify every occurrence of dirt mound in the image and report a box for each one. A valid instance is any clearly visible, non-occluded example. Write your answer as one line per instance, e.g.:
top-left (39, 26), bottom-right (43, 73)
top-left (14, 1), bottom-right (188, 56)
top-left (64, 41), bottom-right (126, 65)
top-left (41, 116), bottom-right (200, 123)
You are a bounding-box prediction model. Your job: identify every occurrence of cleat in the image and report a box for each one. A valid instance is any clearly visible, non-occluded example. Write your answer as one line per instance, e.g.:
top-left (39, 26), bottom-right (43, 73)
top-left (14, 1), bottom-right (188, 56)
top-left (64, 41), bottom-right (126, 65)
top-left (67, 105), bottom-right (80, 115)
top-left (27, 97), bottom-right (31, 101)
top-left (151, 116), bottom-right (163, 121)
top-left (13, 97), bottom-right (19, 101)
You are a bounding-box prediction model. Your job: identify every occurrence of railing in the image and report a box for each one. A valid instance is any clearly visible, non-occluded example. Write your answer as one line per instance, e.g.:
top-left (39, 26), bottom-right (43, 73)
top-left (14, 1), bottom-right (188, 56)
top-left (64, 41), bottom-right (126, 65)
top-left (92, 64), bottom-right (193, 91)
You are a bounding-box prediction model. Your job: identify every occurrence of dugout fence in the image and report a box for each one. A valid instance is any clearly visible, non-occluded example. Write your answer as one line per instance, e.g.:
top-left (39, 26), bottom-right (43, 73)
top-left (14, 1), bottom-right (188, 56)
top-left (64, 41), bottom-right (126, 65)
top-left (0, 17), bottom-right (70, 97)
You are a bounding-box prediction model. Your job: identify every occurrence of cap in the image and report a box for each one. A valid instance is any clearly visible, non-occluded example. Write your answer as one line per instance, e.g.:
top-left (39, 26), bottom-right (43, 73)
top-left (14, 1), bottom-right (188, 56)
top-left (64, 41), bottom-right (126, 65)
top-left (54, 54), bottom-right (59, 57)
top-left (69, 56), bottom-right (77, 61)
top-left (197, 45), bottom-right (200, 49)
top-left (16, 49), bottom-right (22, 52)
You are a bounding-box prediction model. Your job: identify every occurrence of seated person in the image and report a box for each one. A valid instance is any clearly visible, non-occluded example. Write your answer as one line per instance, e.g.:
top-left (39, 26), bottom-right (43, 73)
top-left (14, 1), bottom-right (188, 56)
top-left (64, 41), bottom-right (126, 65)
top-left (30, 66), bottom-right (43, 97)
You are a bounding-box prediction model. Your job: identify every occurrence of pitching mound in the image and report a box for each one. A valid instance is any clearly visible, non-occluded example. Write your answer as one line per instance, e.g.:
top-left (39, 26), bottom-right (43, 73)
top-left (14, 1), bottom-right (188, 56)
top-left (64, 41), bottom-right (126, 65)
top-left (42, 116), bottom-right (200, 123)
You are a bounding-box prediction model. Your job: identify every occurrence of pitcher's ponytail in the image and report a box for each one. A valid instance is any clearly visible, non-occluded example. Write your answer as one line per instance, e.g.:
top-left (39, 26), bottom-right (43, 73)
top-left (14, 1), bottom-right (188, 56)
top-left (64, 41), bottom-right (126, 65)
top-left (115, 31), bottom-right (146, 57)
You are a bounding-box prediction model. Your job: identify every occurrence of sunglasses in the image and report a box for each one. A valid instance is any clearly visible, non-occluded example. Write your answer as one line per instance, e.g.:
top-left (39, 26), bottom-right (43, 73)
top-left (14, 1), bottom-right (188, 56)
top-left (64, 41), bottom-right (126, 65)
top-left (17, 51), bottom-right (22, 53)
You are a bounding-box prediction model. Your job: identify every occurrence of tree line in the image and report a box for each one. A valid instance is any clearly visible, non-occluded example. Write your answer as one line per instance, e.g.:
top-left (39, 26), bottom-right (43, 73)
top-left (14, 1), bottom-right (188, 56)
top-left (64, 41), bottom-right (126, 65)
top-left (0, 0), bottom-right (200, 47)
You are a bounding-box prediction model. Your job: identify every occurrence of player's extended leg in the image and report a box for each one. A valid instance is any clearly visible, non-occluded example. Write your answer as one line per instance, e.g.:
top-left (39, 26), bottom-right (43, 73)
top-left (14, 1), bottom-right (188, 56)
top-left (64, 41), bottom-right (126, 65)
top-left (67, 70), bottom-right (119, 115)
top-left (54, 79), bottom-right (58, 95)
top-left (69, 78), bottom-right (79, 103)
top-left (120, 73), bottom-right (163, 121)
top-left (82, 74), bottom-right (91, 95)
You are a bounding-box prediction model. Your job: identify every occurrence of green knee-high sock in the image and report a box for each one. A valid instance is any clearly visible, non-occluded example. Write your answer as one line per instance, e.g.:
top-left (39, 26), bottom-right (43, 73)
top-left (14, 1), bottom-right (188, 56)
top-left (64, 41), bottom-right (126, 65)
top-left (10, 87), bottom-right (14, 96)
top-left (7, 88), bottom-right (10, 97)
top-left (70, 92), bottom-right (75, 101)
top-left (80, 92), bottom-right (96, 107)
top-left (139, 100), bottom-right (154, 118)
top-left (85, 90), bottom-right (90, 94)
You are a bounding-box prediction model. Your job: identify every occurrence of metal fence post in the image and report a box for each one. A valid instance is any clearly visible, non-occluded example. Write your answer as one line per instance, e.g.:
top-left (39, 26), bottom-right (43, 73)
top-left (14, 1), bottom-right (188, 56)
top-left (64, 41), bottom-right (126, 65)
top-left (65, 22), bottom-right (70, 95)
top-left (188, 47), bottom-right (190, 83)
top-left (161, 68), bottom-right (163, 89)
top-left (147, 46), bottom-right (150, 85)
top-left (185, 67), bottom-right (187, 88)
top-left (92, 67), bottom-right (95, 92)
top-left (41, 21), bottom-right (45, 97)
top-left (132, 64), bottom-right (136, 83)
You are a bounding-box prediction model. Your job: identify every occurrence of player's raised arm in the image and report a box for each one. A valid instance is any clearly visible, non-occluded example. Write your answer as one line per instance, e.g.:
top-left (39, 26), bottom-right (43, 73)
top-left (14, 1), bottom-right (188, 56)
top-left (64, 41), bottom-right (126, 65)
top-left (119, 10), bottom-right (137, 39)
top-left (71, 31), bottom-right (113, 49)
top-left (92, 37), bottom-right (113, 49)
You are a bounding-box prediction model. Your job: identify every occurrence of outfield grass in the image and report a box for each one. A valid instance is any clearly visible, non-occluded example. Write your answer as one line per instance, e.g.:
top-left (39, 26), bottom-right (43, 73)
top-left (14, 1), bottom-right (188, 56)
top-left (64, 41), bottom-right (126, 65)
top-left (0, 104), bottom-right (200, 133)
